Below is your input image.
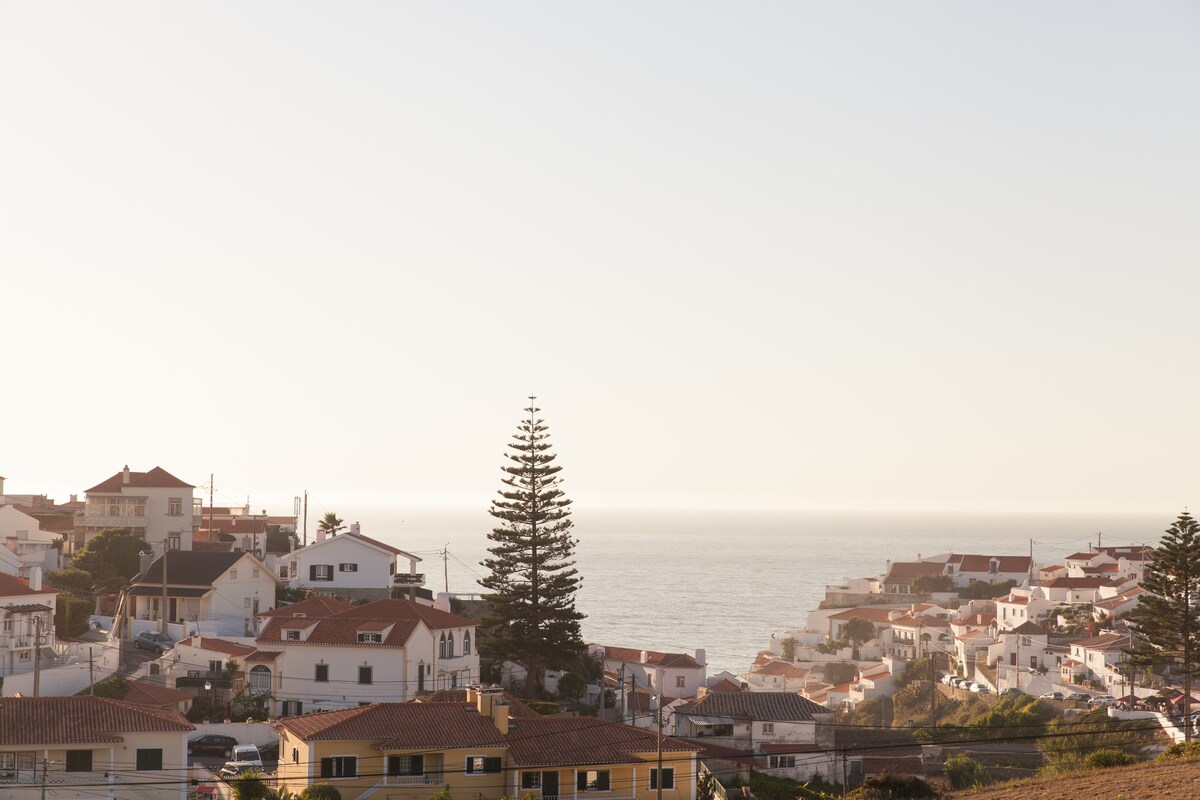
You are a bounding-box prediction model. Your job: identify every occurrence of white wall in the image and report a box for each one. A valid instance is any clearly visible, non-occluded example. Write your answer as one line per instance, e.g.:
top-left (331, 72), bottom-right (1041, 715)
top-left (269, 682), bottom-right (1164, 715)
top-left (288, 536), bottom-right (396, 591)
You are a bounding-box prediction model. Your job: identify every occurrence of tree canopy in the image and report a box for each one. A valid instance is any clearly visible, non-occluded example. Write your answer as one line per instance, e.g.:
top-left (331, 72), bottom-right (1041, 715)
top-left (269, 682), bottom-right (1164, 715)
top-left (62, 528), bottom-right (148, 592)
top-left (479, 400), bottom-right (585, 694)
top-left (317, 513), bottom-right (345, 538)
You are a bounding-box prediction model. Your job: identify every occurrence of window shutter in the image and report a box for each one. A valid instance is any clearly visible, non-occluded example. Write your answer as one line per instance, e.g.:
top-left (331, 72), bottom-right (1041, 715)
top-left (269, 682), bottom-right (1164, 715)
top-left (651, 771), bottom-right (657, 790)
top-left (412, 755), bottom-right (424, 774)
top-left (578, 772), bottom-right (588, 791)
top-left (597, 771), bottom-right (610, 791)
top-left (388, 756), bottom-right (400, 776)
top-left (484, 757), bottom-right (502, 773)
top-left (309, 565), bottom-right (318, 581)
top-left (320, 758), bottom-right (333, 778)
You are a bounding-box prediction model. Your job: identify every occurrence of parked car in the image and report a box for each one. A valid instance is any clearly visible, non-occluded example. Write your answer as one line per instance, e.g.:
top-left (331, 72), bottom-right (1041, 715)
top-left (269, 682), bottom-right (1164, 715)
top-left (1089, 696), bottom-right (1115, 707)
top-left (188, 734), bottom-right (238, 758)
top-left (219, 762), bottom-right (262, 780)
top-left (231, 745), bottom-right (262, 767)
top-left (1040, 691), bottom-right (1065, 701)
top-left (970, 683), bottom-right (991, 693)
top-left (133, 631), bottom-right (175, 654)
top-left (1066, 692), bottom-right (1092, 702)
top-left (941, 674), bottom-right (955, 685)
top-left (258, 741), bottom-right (279, 764)
top-left (1000, 687), bottom-right (1025, 696)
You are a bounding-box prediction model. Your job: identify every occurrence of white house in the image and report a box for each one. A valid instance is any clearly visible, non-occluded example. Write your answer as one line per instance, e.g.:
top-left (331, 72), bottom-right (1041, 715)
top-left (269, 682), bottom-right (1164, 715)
top-left (1037, 577), bottom-right (1116, 605)
top-left (125, 551), bottom-right (277, 637)
top-left (255, 596), bottom-right (479, 716)
top-left (1064, 632), bottom-right (1131, 689)
top-left (934, 553), bottom-right (1034, 589)
top-left (0, 570), bottom-right (58, 681)
top-left (995, 590), bottom-right (1054, 632)
top-left (988, 622), bottom-right (1058, 693)
top-left (284, 527), bottom-right (423, 601)
top-left (72, 466), bottom-right (199, 554)
top-left (0, 505), bottom-right (61, 573)
top-left (744, 659), bottom-right (808, 692)
top-left (0, 696), bottom-right (194, 800)
top-left (589, 644), bottom-right (707, 700)
top-left (674, 691), bottom-right (837, 782)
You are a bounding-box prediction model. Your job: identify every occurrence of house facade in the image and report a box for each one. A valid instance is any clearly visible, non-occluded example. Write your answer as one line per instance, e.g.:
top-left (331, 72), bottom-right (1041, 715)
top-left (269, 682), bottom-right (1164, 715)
top-left (590, 644), bottom-right (707, 700)
top-left (256, 597), bottom-right (479, 715)
top-left (284, 528), bottom-right (424, 601)
top-left (0, 571), bottom-right (58, 680)
top-left (125, 551), bottom-right (277, 637)
top-left (0, 506), bottom-right (61, 574)
top-left (72, 466), bottom-right (200, 554)
top-left (0, 696), bottom-right (193, 800)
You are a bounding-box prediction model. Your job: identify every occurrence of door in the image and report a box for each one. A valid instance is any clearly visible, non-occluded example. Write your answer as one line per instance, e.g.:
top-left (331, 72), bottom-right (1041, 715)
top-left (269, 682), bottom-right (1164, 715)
top-left (542, 771), bottom-right (559, 799)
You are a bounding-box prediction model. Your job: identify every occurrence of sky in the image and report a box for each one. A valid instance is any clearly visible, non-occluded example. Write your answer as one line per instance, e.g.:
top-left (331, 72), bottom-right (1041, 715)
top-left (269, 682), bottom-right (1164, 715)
top-left (2, 2), bottom-right (1198, 515)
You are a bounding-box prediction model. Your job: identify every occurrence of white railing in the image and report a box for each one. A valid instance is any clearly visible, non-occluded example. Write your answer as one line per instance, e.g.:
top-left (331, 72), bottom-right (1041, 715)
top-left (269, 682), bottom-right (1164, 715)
top-left (385, 774), bottom-right (444, 786)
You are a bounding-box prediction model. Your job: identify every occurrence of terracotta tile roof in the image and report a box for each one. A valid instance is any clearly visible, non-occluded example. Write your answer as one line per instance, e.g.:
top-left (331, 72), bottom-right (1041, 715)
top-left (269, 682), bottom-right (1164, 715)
top-left (951, 554), bottom-right (1032, 573)
top-left (419, 690), bottom-right (539, 718)
top-left (344, 531), bottom-right (419, 558)
top-left (1041, 577), bottom-right (1115, 589)
top-left (258, 598), bottom-right (472, 647)
top-left (1009, 621), bottom-right (1047, 635)
top-left (707, 678), bottom-right (743, 693)
top-left (676, 691), bottom-right (831, 722)
top-left (125, 679), bottom-right (197, 708)
top-left (506, 717), bottom-right (697, 766)
top-left (258, 596), bottom-right (354, 618)
top-left (0, 573), bottom-right (58, 598)
top-left (246, 650), bottom-right (282, 662)
top-left (998, 595), bottom-right (1030, 605)
top-left (751, 661), bottom-right (807, 679)
top-left (826, 607), bottom-right (896, 622)
top-left (188, 637), bottom-right (256, 657)
top-left (597, 645), bottom-right (702, 669)
top-left (0, 696), bottom-right (193, 745)
top-left (680, 739), bottom-right (760, 765)
top-left (1066, 551), bottom-right (1101, 561)
top-left (192, 540), bottom-right (234, 552)
top-left (1074, 633), bottom-right (1129, 651)
top-left (85, 466), bottom-right (194, 493)
top-left (276, 703), bottom-right (505, 749)
top-left (883, 562), bottom-right (945, 584)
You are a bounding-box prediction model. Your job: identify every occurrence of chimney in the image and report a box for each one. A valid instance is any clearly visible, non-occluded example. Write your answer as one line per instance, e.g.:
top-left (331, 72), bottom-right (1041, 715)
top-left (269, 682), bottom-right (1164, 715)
top-left (695, 648), bottom-right (706, 667)
top-left (122, 465), bottom-right (131, 484)
top-left (316, 529), bottom-right (326, 543)
top-left (0, 476), bottom-right (5, 494)
top-left (640, 650), bottom-right (649, 664)
top-left (70, 494), bottom-right (77, 503)
top-left (478, 686), bottom-right (508, 734)
top-left (30, 566), bottom-right (41, 592)
top-left (350, 522), bottom-right (361, 535)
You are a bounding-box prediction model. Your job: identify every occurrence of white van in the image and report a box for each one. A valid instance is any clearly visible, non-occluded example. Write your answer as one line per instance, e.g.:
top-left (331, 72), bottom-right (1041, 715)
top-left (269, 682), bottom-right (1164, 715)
top-left (229, 745), bottom-right (262, 767)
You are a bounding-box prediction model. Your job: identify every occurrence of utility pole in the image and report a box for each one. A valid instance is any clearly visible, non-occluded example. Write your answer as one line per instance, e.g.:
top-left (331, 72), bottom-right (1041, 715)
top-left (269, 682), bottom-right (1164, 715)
top-left (161, 542), bottom-right (169, 634)
top-left (443, 545), bottom-right (449, 594)
top-left (302, 490), bottom-right (308, 547)
top-left (208, 474), bottom-right (214, 540)
top-left (40, 757), bottom-right (49, 800)
top-left (33, 615), bottom-right (43, 696)
top-left (88, 647), bottom-right (95, 695)
top-left (656, 682), bottom-right (664, 800)
top-left (841, 749), bottom-right (848, 798)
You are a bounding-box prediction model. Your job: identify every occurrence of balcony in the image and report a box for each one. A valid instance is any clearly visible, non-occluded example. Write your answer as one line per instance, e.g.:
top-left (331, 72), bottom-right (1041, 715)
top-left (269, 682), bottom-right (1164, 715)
top-left (79, 515), bottom-right (148, 529)
top-left (393, 573), bottom-right (427, 587)
top-left (177, 670), bottom-right (233, 689)
top-left (385, 774), bottom-right (444, 786)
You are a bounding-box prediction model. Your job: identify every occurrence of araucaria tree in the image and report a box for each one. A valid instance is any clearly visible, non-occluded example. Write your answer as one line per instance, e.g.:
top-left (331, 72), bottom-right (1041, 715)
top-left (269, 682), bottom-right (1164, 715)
top-left (1126, 510), bottom-right (1200, 742)
top-left (480, 400), bottom-right (585, 694)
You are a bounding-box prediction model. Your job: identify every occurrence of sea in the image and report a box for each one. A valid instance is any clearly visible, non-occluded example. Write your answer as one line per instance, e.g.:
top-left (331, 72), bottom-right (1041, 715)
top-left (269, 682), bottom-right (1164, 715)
top-left (332, 506), bottom-right (1167, 677)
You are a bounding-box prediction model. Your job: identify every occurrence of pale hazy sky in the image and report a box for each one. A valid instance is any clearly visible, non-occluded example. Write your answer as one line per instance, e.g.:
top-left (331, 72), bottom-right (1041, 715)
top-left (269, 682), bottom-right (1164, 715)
top-left (2, 2), bottom-right (1198, 515)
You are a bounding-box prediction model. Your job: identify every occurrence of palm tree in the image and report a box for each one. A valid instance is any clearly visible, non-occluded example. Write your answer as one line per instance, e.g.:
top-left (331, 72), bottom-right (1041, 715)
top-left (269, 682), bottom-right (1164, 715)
top-left (317, 512), bottom-right (345, 539)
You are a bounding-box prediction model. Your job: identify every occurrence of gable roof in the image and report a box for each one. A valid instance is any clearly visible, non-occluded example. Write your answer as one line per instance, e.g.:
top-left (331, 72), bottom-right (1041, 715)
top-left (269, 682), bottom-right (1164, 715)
top-left (707, 678), bottom-right (743, 693)
top-left (882, 562), bottom-right (945, 584)
top-left (0, 696), bottom-right (193, 745)
top-left (125, 680), bottom-right (197, 708)
top-left (186, 637), bottom-right (256, 657)
top-left (1041, 577), bottom-right (1115, 589)
top-left (1009, 621), bottom-right (1048, 635)
top-left (276, 703), bottom-right (506, 748)
top-left (419, 689), bottom-right (539, 719)
top-left (948, 554), bottom-right (1033, 573)
top-left (505, 716), bottom-right (697, 766)
top-left (257, 598), bottom-right (473, 647)
top-left (0, 573), bottom-right (59, 599)
top-left (597, 645), bottom-right (703, 669)
top-left (134, 551), bottom-right (246, 588)
top-left (676, 691), bottom-right (831, 722)
top-left (1074, 633), bottom-right (1129, 651)
top-left (294, 531), bottom-right (420, 560)
top-left (85, 466), bottom-right (194, 494)
top-left (751, 660), bottom-right (807, 679)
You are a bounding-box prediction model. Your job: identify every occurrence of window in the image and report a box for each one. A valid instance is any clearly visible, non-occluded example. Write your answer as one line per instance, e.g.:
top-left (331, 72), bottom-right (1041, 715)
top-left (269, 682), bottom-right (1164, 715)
top-left (292, 748), bottom-right (299, 765)
top-left (311, 565), bottom-right (333, 581)
top-left (439, 633), bottom-right (447, 659)
top-left (168, 498), bottom-right (182, 516)
top-left (136, 749), bottom-right (163, 771)
top-left (761, 723), bottom-right (775, 735)
top-left (286, 630), bottom-right (300, 641)
top-left (279, 566), bottom-right (289, 578)
top-left (466, 756), bottom-right (502, 775)
top-left (1, 752), bottom-right (36, 775)
top-left (168, 532), bottom-right (181, 551)
top-left (249, 665), bottom-right (271, 693)
top-left (253, 569), bottom-right (260, 578)
top-left (209, 660), bottom-right (223, 673)
top-left (768, 755), bottom-right (795, 769)
top-left (578, 770), bottom-right (610, 791)
top-left (65, 750), bottom-right (93, 773)
top-left (339, 563), bottom-right (358, 572)
top-left (650, 769), bottom-right (675, 790)
top-left (320, 756), bottom-right (358, 779)
top-left (446, 633), bottom-right (455, 658)
top-left (357, 632), bottom-right (382, 643)
top-left (244, 597), bottom-right (251, 609)
top-left (315, 664), bottom-right (329, 682)
top-left (282, 700), bottom-right (303, 716)
top-left (388, 755), bottom-right (425, 776)
top-left (521, 772), bottom-right (542, 789)
top-left (359, 665), bottom-right (373, 684)
top-left (230, 569), bottom-right (238, 580)
top-left (463, 631), bottom-right (471, 655)
top-left (676, 675), bottom-right (686, 688)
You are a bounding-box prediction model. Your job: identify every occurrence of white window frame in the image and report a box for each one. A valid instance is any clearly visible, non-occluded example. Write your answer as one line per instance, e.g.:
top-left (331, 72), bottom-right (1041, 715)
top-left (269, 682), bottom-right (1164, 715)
top-left (465, 755), bottom-right (488, 776)
top-left (339, 563), bottom-right (358, 572)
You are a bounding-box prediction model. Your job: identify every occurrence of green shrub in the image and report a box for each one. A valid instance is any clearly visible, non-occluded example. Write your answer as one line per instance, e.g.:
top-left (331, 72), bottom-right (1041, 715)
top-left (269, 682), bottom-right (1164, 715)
top-left (943, 753), bottom-right (992, 789)
top-left (55, 594), bottom-right (94, 639)
top-left (1084, 748), bottom-right (1140, 769)
top-left (850, 773), bottom-right (937, 799)
top-left (528, 701), bottom-right (560, 715)
top-left (1159, 741), bottom-right (1200, 761)
top-left (299, 785), bottom-right (342, 800)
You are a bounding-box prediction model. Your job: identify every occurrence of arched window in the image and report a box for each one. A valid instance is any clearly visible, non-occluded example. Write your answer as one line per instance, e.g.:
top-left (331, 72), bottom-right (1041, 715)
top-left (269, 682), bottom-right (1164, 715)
top-left (463, 631), bottom-right (471, 656)
top-left (446, 632), bottom-right (455, 659)
top-left (249, 665), bottom-right (272, 694)
top-left (439, 633), bottom-right (446, 659)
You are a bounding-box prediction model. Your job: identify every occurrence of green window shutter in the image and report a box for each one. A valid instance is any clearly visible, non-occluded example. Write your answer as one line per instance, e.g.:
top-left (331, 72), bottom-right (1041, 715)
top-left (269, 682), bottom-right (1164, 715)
top-left (597, 771), bottom-right (610, 791)
top-left (320, 758), bottom-right (333, 778)
top-left (578, 772), bottom-right (588, 791)
top-left (484, 757), bottom-right (502, 773)
top-left (412, 755), bottom-right (424, 775)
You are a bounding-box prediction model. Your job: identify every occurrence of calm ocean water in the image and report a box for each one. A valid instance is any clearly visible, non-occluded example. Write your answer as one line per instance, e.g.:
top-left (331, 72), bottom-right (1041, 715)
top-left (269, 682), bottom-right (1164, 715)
top-left (335, 506), bottom-right (1166, 677)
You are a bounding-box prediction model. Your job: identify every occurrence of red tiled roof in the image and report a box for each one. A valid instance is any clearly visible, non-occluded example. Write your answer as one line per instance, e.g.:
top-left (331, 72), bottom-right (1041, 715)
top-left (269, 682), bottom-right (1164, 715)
top-left (85, 466), bottom-right (194, 493)
top-left (598, 645), bottom-right (703, 669)
top-left (187, 638), bottom-right (256, 657)
top-left (951, 554), bottom-right (1032, 573)
top-left (883, 562), bottom-right (945, 583)
top-left (246, 650), bottom-right (282, 662)
top-left (0, 696), bottom-right (193, 744)
top-left (707, 678), bottom-right (743, 693)
top-left (506, 716), bottom-right (697, 766)
top-left (0, 573), bottom-right (59, 598)
top-left (258, 596), bottom-right (354, 618)
top-left (277, 703), bottom-right (505, 749)
top-left (1041, 577), bottom-right (1115, 589)
top-left (125, 679), bottom-right (196, 708)
top-left (677, 691), bottom-right (831, 722)
top-left (258, 598), bottom-right (473, 646)
top-left (1066, 551), bottom-right (1101, 561)
top-left (344, 531), bottom-right (416, 558)
top-left (826, 607), bottom-right (896, 622)
top-left (752, 661), bottom-right (807, 679)
top-left (419, 690), bottom-right (539, 718)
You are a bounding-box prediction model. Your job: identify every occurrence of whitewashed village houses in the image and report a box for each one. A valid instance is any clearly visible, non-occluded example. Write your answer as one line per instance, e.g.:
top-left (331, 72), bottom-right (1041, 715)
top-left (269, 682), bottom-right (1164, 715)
top-left (125, 551), bottom-right (277, 637)
top-left (0, 505), bottom-right (61, 574)
top-left (590, 644), bottom-right (707, 700)
top-left (283, 525), bottom-right (424, 601)
top-left (71, 466), bottom-right (199, 554)
top-left (0, 571), bottom-right (58, 679)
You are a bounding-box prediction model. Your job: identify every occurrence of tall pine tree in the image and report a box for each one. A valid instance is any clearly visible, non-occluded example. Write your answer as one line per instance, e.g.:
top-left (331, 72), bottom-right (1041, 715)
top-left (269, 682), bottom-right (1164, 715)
top-left (1126, 510), bottom-right (1200, 742)
top-left (479, 399), bottom-right (585, 694)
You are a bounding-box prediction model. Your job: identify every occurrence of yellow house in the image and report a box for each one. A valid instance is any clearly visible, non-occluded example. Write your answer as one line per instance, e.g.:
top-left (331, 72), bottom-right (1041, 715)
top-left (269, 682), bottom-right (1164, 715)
top-left (274, 687), bottom-right (699, 800)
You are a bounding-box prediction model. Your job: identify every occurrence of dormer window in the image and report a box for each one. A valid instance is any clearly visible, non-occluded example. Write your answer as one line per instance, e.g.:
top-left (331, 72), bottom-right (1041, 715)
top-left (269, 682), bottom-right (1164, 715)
top-left (989, 559), bottom-right (999, 575)
top-left (286, 630), bottom-right (300, 641)
top-left (357, 632), bottom-right (382, 644)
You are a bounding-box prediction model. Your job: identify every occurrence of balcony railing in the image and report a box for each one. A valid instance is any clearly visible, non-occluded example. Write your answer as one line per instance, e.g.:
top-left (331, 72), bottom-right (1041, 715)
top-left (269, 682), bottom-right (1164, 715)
top-left (79, 515), bottom-right (149, 529)
top-left (393, 573), bottom-right (427, 587)
top-left (178, 670), bottom-right (233, 689)
top-left (386, 774), bottom-right (444, 786)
